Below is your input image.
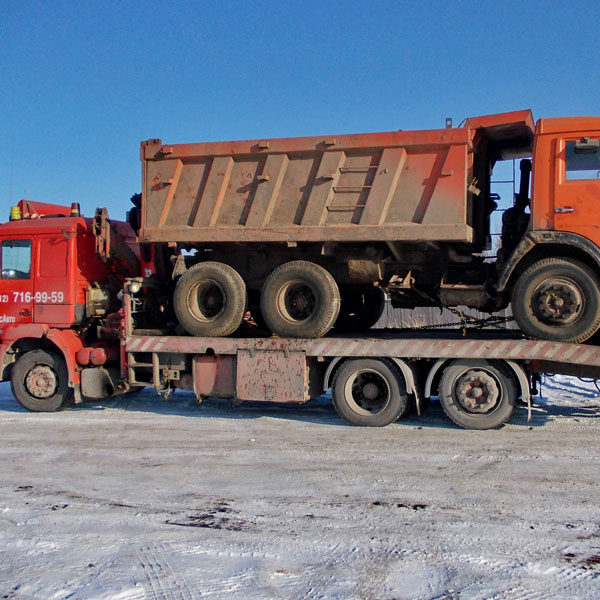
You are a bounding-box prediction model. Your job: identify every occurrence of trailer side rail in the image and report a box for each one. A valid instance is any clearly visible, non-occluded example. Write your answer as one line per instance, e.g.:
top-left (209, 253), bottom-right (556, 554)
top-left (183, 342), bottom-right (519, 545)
top-left (126, 333), bottom-right (600, 369)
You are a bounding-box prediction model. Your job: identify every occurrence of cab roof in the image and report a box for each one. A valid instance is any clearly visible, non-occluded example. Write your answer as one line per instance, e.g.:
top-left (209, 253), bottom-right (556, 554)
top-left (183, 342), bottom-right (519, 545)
top-left (0, 215), bottom-right (90, 236)
top-left (536, 116), bottom-right (600, 134)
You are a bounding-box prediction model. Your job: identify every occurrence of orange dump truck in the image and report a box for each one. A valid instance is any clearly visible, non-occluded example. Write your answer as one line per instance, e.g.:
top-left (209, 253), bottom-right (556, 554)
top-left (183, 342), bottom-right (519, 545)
top-left (135, 110), bottom-right (600, 342)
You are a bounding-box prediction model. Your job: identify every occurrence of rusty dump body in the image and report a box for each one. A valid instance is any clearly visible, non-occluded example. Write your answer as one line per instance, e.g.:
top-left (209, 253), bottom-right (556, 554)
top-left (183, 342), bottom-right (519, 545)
top-left (140, 110), bottom-right (533, 250)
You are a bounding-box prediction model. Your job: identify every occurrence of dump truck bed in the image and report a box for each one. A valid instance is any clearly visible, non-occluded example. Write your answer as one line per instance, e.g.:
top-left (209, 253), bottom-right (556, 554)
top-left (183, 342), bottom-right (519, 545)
top-left (140, 128), bottom-right (472, 244)
top-left (139, 111), bottom-right (534, 247)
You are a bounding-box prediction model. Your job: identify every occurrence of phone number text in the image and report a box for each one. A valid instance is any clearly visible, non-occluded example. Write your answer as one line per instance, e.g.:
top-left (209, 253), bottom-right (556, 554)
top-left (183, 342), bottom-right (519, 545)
top-left (11, 291), bottom-right (65, 303)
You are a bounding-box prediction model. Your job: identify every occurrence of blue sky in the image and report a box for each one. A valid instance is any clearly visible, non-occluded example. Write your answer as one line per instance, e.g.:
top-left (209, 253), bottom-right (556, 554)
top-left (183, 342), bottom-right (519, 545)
top-left (2, 1), bottom-right (599, 222)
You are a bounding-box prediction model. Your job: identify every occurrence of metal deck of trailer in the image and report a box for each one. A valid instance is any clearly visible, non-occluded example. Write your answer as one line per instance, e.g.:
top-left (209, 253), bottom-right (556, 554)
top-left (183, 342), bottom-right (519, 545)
top-left (122, 328), bottom-right (600, 427)
top-left (126, 329), bottom-right (600, 371)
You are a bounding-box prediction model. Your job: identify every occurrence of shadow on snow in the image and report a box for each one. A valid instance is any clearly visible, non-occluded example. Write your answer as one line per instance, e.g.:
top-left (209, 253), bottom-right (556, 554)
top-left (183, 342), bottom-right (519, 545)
top-left (2, 382), bottom-right (596, 429)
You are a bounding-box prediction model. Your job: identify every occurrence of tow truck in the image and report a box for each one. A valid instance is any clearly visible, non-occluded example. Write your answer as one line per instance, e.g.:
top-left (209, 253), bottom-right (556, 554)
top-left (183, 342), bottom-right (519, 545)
top-left (1, 200), bottom-right (599, 429)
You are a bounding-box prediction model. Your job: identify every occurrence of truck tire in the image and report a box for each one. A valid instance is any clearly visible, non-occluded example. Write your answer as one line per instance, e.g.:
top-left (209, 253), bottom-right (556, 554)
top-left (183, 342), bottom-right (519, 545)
top-left (335, 287), bottom-right (386, 332)
top-left (11, 350), bottom-right (72, 412)
top-left (260, 261), bottom-right (340, 338)
top-left (332, 358), bottom-right (408, 426)
top-left (439, 359), bottom-right (517, 429)
top-left (511, 257), bottom-right (600, 343)
top-left (174, 262), bottom-right (246, 337)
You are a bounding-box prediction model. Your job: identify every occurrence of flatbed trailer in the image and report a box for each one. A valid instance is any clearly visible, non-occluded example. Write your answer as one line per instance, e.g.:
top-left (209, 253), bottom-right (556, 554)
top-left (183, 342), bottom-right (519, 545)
top-left (120, 281), bottom-right (600, 429)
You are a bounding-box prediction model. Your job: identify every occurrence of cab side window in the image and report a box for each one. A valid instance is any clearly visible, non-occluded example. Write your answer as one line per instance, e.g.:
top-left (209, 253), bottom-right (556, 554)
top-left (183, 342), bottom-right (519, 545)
top-left (1, 239), bottom-right (32, 279)
top-left (565, 140), bottom-right (600, 180)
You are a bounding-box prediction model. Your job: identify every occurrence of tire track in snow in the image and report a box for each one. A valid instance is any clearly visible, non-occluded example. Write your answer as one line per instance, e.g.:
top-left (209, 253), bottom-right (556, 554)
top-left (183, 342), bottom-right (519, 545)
top-left (139, 543), bottom-right (194, 600)
top-left (448, 557), bottom-right (600, 600)
top-left (499, 563), bottom-right (600, 600)
top-left (167, 545), bottom-right (262, 598)
top-left (385, 547), bottom-right (600, 600)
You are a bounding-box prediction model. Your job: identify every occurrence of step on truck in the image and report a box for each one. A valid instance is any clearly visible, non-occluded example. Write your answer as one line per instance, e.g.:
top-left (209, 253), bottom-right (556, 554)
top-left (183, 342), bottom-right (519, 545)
top-left (2, 200), bottom-right (600, 429)
top-left (135, 110), bottom-right (600, 343)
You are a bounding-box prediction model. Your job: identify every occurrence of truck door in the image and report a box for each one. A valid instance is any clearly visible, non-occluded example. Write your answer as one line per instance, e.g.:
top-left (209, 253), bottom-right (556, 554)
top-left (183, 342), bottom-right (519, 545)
top-left (0, 238), bottom-right (34, 324)
top-left (33, 234), bottom-right (72, 325)
top-left (553, 135), bottom-right (600, 246)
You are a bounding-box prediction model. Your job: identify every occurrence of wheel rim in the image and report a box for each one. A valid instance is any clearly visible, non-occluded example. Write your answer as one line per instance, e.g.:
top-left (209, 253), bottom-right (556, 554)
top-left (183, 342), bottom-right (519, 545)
top-left (188, 279), bottom-right (226, 322)
top-left (277, 279), bottom-right (316, 323)
top-left (532, 277), bottom-right (584, 326)
top-left (25, 364), bottom-right (58, 399)
top-left (343, 369), bottom-right (391, 416)
top-left (452, 369), bottom-right (500, 414)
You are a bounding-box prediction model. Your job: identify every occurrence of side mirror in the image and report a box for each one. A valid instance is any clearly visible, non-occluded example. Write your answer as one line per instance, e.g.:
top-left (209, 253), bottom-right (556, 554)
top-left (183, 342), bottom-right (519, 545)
top-left (574, 137), bottom-right (600, 154)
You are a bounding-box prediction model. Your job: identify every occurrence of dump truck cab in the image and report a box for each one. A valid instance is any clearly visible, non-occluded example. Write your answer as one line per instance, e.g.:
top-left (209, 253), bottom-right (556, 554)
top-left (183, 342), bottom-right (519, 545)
top-left (493, 116), bottom-right (600, 343)
top-left (531, 117), bottom-right (600, 246)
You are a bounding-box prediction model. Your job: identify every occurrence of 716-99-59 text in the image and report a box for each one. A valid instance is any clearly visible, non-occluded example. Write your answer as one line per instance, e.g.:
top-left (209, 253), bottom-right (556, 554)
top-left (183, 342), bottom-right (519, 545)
top-left (7, 291), bottom-right (65, 304)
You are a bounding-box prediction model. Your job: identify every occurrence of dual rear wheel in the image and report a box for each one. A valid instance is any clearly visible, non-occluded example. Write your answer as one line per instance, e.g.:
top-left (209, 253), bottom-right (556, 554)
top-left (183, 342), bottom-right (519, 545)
top-left (334, 287), bottom-right (386, 332)
top-left (332, 357), bottom-right (519, 429)
top-left (438, 359), bottom-right (517, 429)
top-left (259, 261), bottom-right (340, 338)
top-left (332, 358), bottom-right (409, 427)
top-left (173, 262), bottom-right (247, 337)
top-left (174, 260), bottom-right (383, 338)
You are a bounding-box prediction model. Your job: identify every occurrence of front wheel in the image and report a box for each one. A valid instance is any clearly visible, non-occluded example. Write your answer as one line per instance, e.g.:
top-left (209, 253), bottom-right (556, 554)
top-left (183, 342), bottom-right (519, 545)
top-left (511, 257), bottom-right (600, 343)
top-left (439, 359), bottom-right (517, 429)
top-left (11, 350), bottom-right (72, 412)
top-left (332, 358), bottom-right (408, 426)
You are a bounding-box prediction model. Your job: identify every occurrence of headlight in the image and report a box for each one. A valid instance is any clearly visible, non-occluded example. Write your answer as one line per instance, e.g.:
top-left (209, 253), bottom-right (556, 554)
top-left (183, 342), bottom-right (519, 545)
top-left (129, 281), bottom-right (141, 294)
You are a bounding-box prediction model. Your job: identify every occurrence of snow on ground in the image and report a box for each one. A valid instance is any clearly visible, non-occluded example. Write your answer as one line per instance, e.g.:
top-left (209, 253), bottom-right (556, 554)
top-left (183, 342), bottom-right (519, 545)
top-left (0, 376), bottom-right (599, 599)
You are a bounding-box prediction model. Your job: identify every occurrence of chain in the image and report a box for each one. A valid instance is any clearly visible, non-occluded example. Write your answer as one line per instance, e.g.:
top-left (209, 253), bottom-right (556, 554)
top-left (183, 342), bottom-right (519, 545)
top-left (408, 307), bottom-right (515, 336)
top-left (400, 286), bottom-right (515, 335)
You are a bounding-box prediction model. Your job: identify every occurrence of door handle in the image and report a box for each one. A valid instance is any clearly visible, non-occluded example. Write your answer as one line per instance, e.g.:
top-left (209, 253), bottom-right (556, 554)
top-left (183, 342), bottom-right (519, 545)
top-left (555, 206), bottom-right (574, 213)
top-left (19, 309), bottom-right (32, 317)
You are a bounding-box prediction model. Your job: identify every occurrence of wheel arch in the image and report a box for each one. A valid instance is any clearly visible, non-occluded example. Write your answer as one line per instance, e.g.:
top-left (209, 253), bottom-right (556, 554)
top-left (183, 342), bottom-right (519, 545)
top-left (424, 358), bottom-right (447, 400)
top-left (324, 356), bottom-right (418, 399)
top-left (497, 231), bottom-right (600, 295)
top-left (1, 329), bottom-right (84, 390)
top-left (424, 358), bottom-right (529, 407)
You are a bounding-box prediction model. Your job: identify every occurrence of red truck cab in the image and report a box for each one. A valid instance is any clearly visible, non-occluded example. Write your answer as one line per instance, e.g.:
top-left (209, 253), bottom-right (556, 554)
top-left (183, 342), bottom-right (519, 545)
top-left (0, 200), bottom-right (139, 411)
top-left (0, 201), bottom-right (112, 327)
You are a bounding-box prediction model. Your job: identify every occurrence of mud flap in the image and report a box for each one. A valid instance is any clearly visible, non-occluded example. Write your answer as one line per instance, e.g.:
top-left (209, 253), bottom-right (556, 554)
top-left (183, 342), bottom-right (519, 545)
top-left (81, 366), bottom-right (121, 399)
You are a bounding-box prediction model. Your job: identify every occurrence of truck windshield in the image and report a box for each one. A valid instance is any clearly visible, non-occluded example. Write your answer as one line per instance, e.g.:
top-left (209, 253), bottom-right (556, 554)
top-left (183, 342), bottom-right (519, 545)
top-left (565, 141), bottom-right (600, 180)
top-left (1, 239), bottom-right (31, 279)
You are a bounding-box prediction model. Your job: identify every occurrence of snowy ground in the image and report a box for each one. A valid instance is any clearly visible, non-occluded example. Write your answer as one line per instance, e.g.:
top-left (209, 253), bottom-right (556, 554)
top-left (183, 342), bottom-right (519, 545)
top-left (0, 376), bottom-right (599, 600)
